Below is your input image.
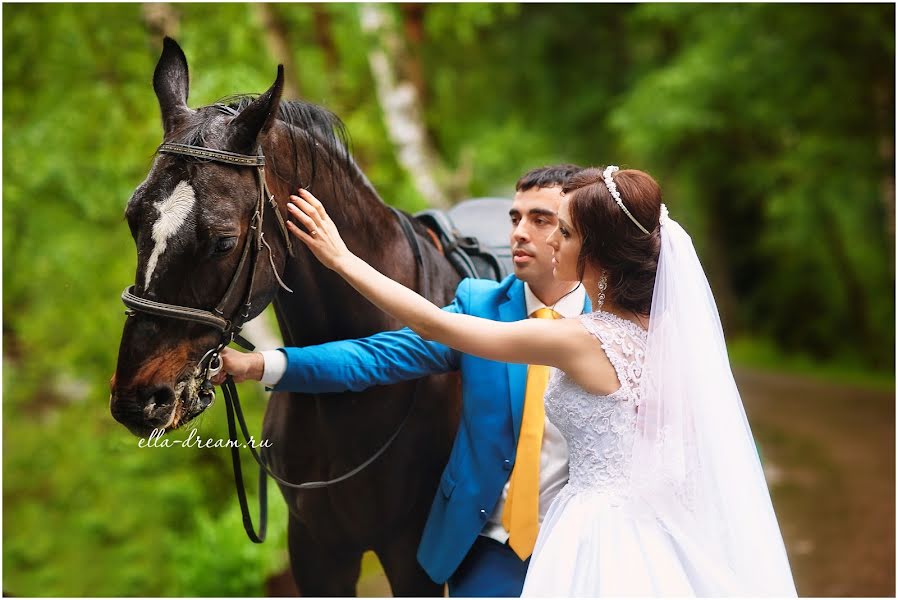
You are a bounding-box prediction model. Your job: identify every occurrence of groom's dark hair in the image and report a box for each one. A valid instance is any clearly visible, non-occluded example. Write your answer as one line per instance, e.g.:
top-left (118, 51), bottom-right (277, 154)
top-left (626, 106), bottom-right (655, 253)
top-left (516, 164), bottom-right (582, 192)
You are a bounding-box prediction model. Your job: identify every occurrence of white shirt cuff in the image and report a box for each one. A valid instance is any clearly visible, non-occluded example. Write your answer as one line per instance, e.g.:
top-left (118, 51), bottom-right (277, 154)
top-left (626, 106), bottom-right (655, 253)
top-left (260, 349), bottom-right (287, 386)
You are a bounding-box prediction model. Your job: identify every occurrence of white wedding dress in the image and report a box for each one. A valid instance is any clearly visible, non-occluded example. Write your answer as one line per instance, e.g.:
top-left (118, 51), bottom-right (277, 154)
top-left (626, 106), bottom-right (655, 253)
top-left (521, 311), bottom-right (741, 597)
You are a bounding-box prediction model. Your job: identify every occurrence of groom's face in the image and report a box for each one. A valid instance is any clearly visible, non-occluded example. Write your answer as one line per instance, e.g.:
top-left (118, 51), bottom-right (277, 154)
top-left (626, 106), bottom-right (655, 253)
top-left (508, 186), bottom-right (563, 285)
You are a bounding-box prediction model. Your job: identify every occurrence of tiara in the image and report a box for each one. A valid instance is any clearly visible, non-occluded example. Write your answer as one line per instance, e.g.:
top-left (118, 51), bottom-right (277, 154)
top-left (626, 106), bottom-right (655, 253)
top-left (602, 165), bottom-right (650, 235)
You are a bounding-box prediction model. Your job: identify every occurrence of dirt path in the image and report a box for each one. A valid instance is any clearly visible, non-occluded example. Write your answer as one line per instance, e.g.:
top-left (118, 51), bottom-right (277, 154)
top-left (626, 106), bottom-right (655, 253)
top-left (736, 369), bottom-right (895, 597)
top-left (353, 368), bottom-right (895, 597)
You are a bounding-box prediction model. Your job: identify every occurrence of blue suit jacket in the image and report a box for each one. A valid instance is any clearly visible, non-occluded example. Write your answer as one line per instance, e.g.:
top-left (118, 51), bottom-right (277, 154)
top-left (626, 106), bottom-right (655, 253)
top-left (275, 275), bottom-right (590, 583)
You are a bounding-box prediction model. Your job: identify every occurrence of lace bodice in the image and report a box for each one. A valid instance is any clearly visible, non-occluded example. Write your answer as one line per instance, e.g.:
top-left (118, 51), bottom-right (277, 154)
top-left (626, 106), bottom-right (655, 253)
top-left (544, 311), bottom-right (648, 497)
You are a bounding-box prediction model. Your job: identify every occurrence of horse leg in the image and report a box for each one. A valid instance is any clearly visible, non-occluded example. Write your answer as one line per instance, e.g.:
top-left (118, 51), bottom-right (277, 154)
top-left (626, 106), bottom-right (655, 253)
top-left (377, 523), bottom-right (444, 597)
top-left (287, 514), bottom-right (362, 597)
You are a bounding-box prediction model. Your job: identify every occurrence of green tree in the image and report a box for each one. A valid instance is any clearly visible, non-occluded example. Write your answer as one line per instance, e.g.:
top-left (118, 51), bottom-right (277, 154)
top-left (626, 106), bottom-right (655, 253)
top-left (610, 4), bottom-right (894, 368)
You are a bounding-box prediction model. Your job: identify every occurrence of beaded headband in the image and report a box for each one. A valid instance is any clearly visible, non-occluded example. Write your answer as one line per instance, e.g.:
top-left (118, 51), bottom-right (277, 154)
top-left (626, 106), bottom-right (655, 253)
top-left (602, 165), bottom-right (651, 235)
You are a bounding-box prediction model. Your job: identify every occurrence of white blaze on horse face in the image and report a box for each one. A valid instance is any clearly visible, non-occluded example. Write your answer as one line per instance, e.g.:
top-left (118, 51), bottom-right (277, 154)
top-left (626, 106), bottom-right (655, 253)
top-left (143, 180), bottom-right (196, 290)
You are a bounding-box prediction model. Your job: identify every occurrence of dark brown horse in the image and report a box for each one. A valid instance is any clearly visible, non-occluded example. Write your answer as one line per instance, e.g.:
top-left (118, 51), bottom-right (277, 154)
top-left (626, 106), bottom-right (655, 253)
top-left (109, 38), bottom-right (461, 596)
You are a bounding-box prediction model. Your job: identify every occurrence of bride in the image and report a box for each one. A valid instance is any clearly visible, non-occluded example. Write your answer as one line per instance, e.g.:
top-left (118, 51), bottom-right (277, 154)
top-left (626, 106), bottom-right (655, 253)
top-left (284, 166), bottom-right (796, 596)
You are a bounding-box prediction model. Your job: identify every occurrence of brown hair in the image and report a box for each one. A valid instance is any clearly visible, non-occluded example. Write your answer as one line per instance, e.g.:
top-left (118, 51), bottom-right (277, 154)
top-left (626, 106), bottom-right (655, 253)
top-left (563, 167), bottom-right (663, 315)
top-left (515, 164), bottom-right (583, 192)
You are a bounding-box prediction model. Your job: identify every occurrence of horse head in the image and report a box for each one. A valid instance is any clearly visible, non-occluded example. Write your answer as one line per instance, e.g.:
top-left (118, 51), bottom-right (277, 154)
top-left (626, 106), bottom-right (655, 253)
top-left (110, 38), bottom-right (290, 437)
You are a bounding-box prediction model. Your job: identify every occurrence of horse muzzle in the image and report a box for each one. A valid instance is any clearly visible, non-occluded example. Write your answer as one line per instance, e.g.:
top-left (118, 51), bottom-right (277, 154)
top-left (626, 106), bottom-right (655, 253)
top-left (110, 369), bottom-right (216, 437)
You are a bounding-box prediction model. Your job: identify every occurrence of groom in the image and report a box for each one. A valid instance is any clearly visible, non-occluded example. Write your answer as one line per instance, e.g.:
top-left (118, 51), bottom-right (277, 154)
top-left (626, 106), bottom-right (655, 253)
top-left (221, 164), bottom-right (588, 596)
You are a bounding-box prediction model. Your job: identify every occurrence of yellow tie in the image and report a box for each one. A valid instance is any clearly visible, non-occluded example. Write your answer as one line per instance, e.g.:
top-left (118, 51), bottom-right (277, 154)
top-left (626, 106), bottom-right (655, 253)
top-left (502, 307), bottom-right (560, 559)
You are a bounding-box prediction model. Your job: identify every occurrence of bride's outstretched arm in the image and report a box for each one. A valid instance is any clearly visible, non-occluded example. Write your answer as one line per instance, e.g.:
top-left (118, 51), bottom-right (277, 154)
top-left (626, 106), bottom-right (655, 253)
top-left (286, 189), bottom-right (582, 369)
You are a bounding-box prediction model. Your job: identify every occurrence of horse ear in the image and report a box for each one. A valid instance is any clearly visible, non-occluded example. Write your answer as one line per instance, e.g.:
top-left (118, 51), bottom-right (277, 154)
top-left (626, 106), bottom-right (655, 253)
top-left (153, 37), bottom-right (192, 137)
top-left (227, 65), bottom-right (284, 152)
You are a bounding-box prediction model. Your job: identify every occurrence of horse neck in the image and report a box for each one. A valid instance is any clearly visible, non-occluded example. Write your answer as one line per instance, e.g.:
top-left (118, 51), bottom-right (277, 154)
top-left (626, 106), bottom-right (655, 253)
top-left (262, 125), bottom-right (416, 347)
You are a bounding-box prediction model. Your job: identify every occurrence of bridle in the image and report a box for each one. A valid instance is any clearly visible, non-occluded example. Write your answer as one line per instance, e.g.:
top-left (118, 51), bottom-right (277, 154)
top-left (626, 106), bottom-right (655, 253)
top-left (122, 141), bottom-right (294, 376)
top-left (120, 108), bottom-right (429, 543)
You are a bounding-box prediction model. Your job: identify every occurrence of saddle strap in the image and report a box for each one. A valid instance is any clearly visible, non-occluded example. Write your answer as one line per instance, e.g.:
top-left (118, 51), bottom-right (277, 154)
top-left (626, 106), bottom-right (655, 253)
top-left (390, 206), bottom-right (430, 297)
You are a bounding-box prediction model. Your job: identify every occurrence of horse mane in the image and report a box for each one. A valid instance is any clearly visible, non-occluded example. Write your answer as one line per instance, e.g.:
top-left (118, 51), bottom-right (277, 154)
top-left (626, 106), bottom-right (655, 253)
top-left (167, 94), bottom-right (383, 236)
top-left (222, 94), bottom-right (358, 191)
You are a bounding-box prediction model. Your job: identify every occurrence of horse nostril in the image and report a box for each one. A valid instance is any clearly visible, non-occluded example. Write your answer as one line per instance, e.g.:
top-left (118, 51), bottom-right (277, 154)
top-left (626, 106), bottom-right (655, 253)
top-left (139, 385), bottom-right (176, 413)
top-left (110, 390), bottom-right (161, 437)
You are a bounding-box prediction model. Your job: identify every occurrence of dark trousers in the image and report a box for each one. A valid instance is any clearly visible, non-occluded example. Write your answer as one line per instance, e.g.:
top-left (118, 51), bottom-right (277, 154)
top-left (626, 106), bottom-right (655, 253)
top-left (447, 536), bottom-right (530, 597)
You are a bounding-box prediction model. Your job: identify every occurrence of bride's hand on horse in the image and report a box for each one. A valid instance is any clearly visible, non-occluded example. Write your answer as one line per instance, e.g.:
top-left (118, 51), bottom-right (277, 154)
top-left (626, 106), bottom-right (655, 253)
top-left (211, 347), bottom-right (264, 385)
top-left (286, 188), bottom-right (351, 271)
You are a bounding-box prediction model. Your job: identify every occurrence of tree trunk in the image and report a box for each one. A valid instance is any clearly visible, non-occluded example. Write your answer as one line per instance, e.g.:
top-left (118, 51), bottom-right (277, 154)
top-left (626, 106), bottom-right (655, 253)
top-left (254, 3), bottom-right (302, 100)
top-left (141, 3), bottom-right (180, 40)
top-left (306, 4), bottom-right (344, 110)
top-left (399, 3), bottom-right (428, 106)
top-left (818, 206), bottom-right (881, 366)
top-left (311, 5), bottom-right (339, 85)
top-left (872, 79), bottom-right (895, 273)
top-left (360, 3), bottom-right (449, 208)
top-left (703, 205), bottom-right (741, 335)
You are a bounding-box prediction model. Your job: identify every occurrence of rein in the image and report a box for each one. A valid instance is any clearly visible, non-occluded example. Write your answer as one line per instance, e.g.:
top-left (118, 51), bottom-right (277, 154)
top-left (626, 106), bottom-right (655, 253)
top-left (121, 127), bottom-right (428, 543)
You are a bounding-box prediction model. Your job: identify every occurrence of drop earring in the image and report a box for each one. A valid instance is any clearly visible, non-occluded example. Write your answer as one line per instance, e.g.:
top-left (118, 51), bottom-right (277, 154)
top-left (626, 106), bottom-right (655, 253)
top-left (597, 271), bottom-right (608, 311)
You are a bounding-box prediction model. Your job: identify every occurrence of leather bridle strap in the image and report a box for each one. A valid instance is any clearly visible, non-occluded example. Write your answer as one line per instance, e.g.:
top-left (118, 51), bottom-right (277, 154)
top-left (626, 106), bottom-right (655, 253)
top-left (159, 142), bottom-right (294, 259)
top-left (122, 285), bottom-right (230, 331)
top-left (223, 377), bottom-right (268, 542)
top-left (222, 375), bottom-right (418, 491)
top-left (159, 143), bottom-right (266, 167)
top-left (223, 208), bottom-right (430, 493)
top-left (123, 138), bottom-right (433, 543)
top-left (124, 141), bottom-right (294, 344)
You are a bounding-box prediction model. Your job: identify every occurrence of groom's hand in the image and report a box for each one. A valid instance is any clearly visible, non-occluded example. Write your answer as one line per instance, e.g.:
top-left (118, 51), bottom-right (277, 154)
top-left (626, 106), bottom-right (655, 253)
top-left (212, 347), bottom-right (264, 385)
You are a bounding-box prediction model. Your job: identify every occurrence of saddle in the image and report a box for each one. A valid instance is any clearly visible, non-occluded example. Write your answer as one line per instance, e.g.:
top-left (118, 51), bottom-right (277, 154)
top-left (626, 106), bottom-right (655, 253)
top-left (415, 197), bottom-right (513, 282)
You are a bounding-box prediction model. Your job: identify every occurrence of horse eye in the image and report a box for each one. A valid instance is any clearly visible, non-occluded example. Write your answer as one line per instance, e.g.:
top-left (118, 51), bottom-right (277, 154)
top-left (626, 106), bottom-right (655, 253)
top-left (214, 236), bottom-right (238, 254)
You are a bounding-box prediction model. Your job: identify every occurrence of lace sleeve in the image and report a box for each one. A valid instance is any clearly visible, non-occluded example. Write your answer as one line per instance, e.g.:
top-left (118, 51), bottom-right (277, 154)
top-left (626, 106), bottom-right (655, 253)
top-left (577, 312), bottom-right (647, 405)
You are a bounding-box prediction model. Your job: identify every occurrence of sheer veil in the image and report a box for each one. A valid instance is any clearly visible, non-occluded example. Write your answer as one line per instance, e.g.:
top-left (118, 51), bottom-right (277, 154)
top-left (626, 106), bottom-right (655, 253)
top-left (633, 206), bottom-right (797, 595)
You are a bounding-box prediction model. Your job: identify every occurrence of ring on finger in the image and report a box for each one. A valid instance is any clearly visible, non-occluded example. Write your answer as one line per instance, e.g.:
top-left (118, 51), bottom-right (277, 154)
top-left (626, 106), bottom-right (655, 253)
top-left (310, 230), bottom-right (318, 236)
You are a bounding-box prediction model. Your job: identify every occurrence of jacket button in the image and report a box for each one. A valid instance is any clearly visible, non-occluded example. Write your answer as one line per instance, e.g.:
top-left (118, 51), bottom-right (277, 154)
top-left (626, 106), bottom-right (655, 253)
top-left (479, 509), bottom-right (488, 520)
top-left (502, 459), bottom-right (512, 471)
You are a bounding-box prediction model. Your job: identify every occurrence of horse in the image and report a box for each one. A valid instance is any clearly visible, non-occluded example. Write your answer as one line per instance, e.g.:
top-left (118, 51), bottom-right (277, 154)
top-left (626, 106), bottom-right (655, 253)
top-left (109, 37), bottom-right (462, 596)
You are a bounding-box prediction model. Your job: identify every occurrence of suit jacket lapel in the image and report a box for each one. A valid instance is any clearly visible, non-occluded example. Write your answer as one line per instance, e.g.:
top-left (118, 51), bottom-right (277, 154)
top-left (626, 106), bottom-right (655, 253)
top-left (499, 280), bottom-right (528, 444)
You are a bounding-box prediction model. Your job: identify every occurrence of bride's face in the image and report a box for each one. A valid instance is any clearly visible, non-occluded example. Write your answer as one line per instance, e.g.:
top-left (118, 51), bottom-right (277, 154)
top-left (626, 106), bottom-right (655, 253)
top-left (547, 196), bottom-right (582, 282)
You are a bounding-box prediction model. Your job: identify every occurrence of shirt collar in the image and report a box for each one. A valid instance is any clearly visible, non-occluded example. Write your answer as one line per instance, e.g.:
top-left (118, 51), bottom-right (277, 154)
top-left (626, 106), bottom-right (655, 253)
top-left (523, 282), bottom-right (586, 319)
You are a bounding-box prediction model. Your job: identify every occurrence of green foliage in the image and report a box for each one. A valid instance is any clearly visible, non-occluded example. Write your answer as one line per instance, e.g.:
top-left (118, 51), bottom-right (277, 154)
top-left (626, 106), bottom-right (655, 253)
top-left (608, 4), bottom-right (895, 367)
top-left (3, 3), bottom-right (894, 596)
top-left (3, 366), bottom-right (280, 596)
top-left (168, 488), bottom-right (289, 596)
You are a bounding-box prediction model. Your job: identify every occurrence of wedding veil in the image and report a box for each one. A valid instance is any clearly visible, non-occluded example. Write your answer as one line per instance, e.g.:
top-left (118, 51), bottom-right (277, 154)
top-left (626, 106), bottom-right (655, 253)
top-left (633, 206), bottom-right (797, 595)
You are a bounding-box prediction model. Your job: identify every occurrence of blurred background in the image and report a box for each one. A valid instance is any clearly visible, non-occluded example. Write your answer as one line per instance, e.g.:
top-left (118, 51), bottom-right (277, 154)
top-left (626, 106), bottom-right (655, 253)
top-left (3, 3), bottom-right (894, 596)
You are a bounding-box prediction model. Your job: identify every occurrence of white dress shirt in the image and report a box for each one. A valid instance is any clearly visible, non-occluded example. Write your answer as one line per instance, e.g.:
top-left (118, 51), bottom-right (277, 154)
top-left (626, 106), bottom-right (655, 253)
top-left (480, 281), bottom-right (583, 544)
top-left (260, 347), bottom-right (288, 386)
